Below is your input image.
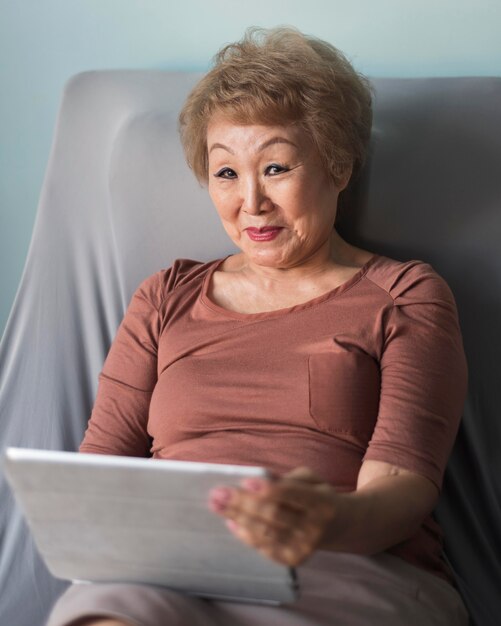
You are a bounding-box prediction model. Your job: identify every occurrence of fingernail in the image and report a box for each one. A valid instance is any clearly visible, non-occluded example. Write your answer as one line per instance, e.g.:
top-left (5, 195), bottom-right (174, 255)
top-left (209, 487), bottom-right (232, 507)
top-left (226, 519), bottom-right (238, 532)
top-left (242, 478), bottom-right (265, 492)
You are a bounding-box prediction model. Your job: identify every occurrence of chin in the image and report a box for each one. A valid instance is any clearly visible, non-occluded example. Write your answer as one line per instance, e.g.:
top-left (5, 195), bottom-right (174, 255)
top-left (245, 248), bottom-right (290, 268)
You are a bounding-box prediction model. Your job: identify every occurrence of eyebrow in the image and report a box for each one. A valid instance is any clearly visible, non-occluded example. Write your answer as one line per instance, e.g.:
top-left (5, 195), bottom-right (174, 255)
top-left (259, 137), bottom-right (298, 151)
top-left (208, 137), bottom-right (297, 155)
top-left (209, 142), bottom-right (235, 155)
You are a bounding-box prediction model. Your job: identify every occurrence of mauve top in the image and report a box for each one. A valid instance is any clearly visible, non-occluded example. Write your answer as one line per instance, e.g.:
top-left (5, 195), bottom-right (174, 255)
top-left (80, 254), bottom-right (468, 583)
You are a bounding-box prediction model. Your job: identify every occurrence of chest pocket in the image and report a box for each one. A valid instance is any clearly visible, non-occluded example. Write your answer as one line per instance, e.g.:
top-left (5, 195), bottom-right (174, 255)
top-left (308, 351), bottom-right (380, 436)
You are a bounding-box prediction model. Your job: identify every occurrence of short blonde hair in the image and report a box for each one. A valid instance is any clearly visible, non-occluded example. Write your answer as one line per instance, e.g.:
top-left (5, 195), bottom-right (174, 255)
top-left (179, 26), bottom-right (372, 187)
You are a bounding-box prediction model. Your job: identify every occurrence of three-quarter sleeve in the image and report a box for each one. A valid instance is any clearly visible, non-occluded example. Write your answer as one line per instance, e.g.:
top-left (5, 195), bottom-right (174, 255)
top-left (364, 263), bottom-right (468, 490)
top-left (79, 271), bottom-right (166, 457)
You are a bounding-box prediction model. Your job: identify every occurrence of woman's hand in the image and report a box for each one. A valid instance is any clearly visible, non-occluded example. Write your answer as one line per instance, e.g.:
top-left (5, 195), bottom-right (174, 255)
top-left (208, 466), bottom-right (340, 567)
top-left (209, 461), bottom-right (439, 566)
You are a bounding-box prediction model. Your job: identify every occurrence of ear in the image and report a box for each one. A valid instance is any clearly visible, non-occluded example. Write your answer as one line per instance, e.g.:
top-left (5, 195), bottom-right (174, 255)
top-left (337, 164), bottom-right (353, 192)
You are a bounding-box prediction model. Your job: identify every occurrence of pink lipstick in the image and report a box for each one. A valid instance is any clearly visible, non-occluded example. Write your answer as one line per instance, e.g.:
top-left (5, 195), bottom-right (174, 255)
top-left (246, 227), bottom-right (283, 242)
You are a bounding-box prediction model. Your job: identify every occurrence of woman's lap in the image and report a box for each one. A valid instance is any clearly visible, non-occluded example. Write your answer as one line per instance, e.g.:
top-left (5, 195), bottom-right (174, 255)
top-left (46, 552), bottom-right (469, 626)
top-left (46, 583), bottom-right (216, 626)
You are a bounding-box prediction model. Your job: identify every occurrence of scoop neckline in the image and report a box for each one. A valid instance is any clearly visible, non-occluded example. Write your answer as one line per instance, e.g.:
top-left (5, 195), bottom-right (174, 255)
top-left (199, 253), bottom-right (380, 321)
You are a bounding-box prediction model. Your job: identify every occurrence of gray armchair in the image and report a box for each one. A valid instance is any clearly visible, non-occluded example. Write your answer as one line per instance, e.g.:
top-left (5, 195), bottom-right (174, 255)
top-left (0, 72), bottom-right (499, 625)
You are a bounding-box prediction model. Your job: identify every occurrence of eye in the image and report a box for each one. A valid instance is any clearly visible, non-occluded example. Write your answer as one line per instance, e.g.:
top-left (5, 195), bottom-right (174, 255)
top-left (266, 163), bottom-right (289, 176)
top-left (214, 167), bottom-right (237, 179)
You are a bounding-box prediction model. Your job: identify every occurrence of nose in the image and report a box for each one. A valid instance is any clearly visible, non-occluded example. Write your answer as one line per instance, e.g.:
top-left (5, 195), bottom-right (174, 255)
top-left (241, 177), bottom-right (272, 215)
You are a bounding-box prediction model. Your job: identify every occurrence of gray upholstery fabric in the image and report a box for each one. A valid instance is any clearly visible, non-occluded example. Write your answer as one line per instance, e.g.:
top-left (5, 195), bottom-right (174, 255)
top-left (337, 78), bottom-right (501, 626)
top-left (0, 72), bottom-right (499, 626)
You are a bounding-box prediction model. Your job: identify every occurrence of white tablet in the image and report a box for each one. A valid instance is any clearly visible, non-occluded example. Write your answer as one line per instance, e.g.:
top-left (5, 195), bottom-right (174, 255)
top-left (3, 448), bottom-right (298, 605)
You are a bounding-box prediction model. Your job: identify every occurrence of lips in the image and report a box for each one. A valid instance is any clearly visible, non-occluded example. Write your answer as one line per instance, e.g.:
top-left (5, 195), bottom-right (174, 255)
top-left (245, 226), bottom-right (283, 242)
top-left (246, 226), bottom-right (282, 233)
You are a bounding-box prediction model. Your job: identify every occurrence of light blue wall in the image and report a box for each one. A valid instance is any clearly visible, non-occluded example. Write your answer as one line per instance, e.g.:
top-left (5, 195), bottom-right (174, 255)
top-left (1, 0), bottom-right (500, 339)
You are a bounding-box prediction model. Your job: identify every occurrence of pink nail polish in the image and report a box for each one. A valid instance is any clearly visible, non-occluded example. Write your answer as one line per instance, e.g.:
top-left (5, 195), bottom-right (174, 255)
top-left (208, 498), bottom-right (224, 513)
top-left (210, 487), bottom-right (232, 505)
top-left (242, 478), bottom-right (264, 492)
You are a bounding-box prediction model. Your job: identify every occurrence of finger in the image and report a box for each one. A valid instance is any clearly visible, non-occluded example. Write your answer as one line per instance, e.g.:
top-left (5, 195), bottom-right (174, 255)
top-left (240, 477), bottom-right (275, 494)
top-left (226, 515), bottom-right (283, 547)
top-left (237, 476), bottom-right (322, 513)
top-left (209, 469), bottom-right (326, 515)
top-left (208, 479), bottom-right (274, 515)
top-left (229, 497), bottom-right (325, 544)
top-left (255, 532), bottom-right (319, 567)
top-left (263, 479), bottom-right (336, 515)
top-left (240, 468), bottom-right (280, 488)
top-left (226, 511), bottom-right (319, 554)
top-left (225, 509), bottom-right (327, 569)
top-left (210, 479), bottom-right (335, 535)
top-left (212, 483), bottom-right (279, 518)
top-left (227, 506), bottom-right (305, 544)
top-left (208, 486), bottom-right (236, 513)
top-left (238, 468), bottom-right (323, 505)
top-left (225, 493), bottom-right (303, 528)
top-left (222, 480), bottom-right (335, 531)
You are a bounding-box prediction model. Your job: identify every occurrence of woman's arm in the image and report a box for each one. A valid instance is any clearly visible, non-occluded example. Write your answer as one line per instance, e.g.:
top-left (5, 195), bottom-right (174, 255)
top-left (321, 459), bottom-right (438, 554)
top-left (79, 272), bottom-right (164, 457)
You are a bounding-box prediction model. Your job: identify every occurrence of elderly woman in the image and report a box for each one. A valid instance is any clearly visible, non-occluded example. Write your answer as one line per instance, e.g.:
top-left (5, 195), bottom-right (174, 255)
top-left (47, 27), bottom-right (469, 626)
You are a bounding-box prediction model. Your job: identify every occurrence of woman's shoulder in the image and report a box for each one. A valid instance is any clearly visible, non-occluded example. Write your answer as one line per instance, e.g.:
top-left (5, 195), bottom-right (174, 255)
top-left (133, 257), bottom-right (221, 309)
top-left (365, 254), bottom-right (455, 304)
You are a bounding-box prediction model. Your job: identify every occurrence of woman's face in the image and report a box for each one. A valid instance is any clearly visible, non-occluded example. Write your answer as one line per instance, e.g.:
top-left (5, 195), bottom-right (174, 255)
top-left (207, 118), bottom-right (349, 270)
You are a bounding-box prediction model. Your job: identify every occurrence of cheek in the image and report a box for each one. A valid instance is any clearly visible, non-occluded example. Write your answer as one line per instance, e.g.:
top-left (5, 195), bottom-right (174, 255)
top-left (288, 197), bottom-right (336, 240)
top-left (209, 187), bottom-right (240, 230)
top-left (299, 183), bottom-right (338, 225)
top-left (281, 175), bottom-right (324, 215)
top-left (209, 186), bottom-right (229, 215)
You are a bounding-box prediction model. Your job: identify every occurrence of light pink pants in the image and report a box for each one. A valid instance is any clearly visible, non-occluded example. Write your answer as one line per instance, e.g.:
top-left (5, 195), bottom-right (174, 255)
top-left (47, 551), bottom-right (469, 626)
